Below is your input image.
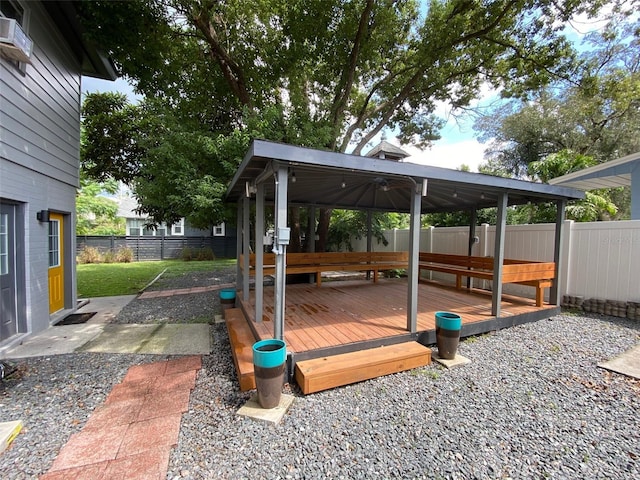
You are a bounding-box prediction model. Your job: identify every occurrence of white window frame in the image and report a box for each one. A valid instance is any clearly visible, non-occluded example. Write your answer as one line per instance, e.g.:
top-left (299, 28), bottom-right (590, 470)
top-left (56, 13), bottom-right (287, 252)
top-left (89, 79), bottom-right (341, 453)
top-left (0, 212), bottom-right (8, 275)
top-left (171, 218), bottom-right (185, 236)
top-left (48, 219), bottom-right (60, 268)
top-left (213, 223), bottom-right (225, 237)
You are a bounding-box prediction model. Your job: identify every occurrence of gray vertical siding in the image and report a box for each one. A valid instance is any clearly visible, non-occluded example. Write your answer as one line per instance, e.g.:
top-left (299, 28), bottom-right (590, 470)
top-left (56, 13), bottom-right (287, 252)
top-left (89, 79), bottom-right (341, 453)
top-left (0, 1), bottom-right (82, 340)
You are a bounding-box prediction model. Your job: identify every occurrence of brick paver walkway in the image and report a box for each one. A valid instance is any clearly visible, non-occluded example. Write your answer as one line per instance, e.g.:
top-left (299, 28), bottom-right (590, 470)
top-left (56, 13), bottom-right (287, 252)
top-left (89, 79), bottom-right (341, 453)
top-left (40, 356), bottom-right (202, 480)
top-left (138, 283), bottom-right (235, 299)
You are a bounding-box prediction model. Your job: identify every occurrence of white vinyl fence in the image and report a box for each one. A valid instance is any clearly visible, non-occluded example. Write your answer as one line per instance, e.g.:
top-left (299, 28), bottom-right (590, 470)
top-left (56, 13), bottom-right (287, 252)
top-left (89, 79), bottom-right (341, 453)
top-left (351, 220), bottom-right (640, 304)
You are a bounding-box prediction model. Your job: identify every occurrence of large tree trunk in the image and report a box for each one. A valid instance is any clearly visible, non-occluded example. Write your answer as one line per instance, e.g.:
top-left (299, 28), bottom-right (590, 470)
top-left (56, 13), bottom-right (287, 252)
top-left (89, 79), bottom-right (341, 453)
top-left (316, 208), bottom-right (332, 252)
top-left (289, 206), bottom-right (302, 253)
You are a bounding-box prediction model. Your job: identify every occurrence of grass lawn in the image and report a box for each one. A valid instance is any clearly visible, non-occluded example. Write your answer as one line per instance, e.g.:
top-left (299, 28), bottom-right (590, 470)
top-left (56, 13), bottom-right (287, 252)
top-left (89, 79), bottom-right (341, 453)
top-left (77, 258), bottom-right (236, 298)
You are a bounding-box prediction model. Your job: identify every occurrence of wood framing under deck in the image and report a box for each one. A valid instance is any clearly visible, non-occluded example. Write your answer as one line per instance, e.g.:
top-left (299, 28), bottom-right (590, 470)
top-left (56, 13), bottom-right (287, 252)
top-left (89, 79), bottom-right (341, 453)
top-left (227, 278), bottom-right (558, 393)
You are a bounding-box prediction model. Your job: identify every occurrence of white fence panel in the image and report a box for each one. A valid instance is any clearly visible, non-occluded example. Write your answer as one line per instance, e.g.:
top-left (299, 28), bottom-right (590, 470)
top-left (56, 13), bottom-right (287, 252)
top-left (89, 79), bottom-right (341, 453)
top-left (350, 219), bottom-right (640, 303)
top-left (567, 221), bottom-right (640, 302)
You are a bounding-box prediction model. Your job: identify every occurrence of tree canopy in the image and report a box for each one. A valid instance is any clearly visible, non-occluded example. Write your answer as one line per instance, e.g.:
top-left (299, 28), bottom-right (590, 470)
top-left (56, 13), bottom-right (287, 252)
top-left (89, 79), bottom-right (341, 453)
top-left (474, 14), bottom-right (639, 221)
top-left (78, 0), bottom-right (627, 232)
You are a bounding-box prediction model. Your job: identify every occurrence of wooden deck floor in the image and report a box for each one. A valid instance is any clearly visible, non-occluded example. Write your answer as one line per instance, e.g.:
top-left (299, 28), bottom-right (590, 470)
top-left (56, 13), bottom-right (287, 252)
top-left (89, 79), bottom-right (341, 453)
top-left (238, 278), bottom-right (557, 355)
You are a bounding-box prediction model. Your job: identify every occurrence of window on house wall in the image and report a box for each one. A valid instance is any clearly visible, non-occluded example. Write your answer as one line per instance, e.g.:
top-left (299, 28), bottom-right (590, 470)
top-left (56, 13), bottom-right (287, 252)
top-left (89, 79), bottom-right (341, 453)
top-left (0, 0), bottom-right (29, 73)
top-left (171, 219), bottom-right (184, 236)
top-left (213, 223), bottom-right (225, 237)
top-left (0, 213), bottom-right (8, 275)
top-left (48, 219), bottom-right (60, 268)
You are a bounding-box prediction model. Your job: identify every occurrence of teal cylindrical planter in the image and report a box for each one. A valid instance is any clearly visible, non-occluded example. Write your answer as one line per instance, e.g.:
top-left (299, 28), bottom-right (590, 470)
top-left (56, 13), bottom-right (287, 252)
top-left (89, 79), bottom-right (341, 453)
top-left (435, 312), bottom-right (462, 360)
top-left (219, 289), bottom-right (236, 318)
top-left (252, 339), bottom-right (286, 409)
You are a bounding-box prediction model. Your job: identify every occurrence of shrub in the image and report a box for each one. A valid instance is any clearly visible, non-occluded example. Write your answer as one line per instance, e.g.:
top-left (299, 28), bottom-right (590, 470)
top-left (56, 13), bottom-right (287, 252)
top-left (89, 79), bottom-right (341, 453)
top-left (181, 247), bottom-right (193, 261)
top-left (196, 247), bottom-right (215, 261)
top-left (115, 247), bottom-right (134, 263)
top-left (102, 250), bottom-right (115, 263)
top-left (77, 246), bottom-right (102, 264)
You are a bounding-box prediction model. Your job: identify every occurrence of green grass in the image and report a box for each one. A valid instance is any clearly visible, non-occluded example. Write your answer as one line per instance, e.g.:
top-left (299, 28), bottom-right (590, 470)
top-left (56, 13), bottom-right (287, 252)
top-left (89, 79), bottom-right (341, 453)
top-left (77, 258), bottom-right (236, 298)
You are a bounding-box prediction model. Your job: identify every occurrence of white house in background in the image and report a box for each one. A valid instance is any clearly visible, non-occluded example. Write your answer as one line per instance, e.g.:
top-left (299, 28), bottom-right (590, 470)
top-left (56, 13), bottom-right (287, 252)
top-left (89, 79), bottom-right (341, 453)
top-left (115, 192), bottom-right (225, 238)
top-left (0, 0), bottom-right (116, 351)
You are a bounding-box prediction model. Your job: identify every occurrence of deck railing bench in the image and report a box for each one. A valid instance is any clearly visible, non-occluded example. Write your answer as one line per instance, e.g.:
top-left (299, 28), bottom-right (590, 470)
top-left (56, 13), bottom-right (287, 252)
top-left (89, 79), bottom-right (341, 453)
top-left (418, 252), bottom-right (554, 307)
top-left (240, 251), bottom-right (409, 287)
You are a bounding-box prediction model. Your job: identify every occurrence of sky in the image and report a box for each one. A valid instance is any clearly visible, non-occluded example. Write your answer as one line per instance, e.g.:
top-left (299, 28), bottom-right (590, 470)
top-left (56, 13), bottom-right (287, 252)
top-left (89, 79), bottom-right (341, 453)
top-left (81, 7), bottom-right (619, 173)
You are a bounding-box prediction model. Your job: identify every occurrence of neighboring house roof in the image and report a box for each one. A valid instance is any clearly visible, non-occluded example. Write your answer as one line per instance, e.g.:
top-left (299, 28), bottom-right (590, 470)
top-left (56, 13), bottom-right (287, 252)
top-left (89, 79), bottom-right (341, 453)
top-left (43, 1), bottom-right (117, 80)
top-left (365, 140), bottom-right (410, 161)
top-left (548, 151), bottom-right (640, 220)
top-left (116, 195), bottom-right (147, 219)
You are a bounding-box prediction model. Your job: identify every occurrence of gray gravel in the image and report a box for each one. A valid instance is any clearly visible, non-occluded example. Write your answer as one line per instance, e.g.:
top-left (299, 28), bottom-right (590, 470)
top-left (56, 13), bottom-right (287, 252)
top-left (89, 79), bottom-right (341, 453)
top-left (113, 266), bottom-right (237, 324)
top-left (1, 266), bottom-right (638, 479)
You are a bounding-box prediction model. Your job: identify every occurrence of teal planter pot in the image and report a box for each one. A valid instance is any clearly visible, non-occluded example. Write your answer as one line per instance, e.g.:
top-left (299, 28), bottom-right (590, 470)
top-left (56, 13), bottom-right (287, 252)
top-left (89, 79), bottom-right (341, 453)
top-left (435, 312), bottom-right (462, 360)
top-left (219, 288), bottom-right (236, 300)
top-left (252, 339), bottom-right (287, 409)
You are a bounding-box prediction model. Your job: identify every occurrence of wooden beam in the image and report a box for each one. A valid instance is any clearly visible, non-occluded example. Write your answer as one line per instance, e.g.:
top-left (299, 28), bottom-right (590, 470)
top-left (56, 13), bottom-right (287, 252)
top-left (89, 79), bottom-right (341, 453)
top-left (225, 308), bottom-right (258, 391)
top-left (492, 192), bottom-right (508, 317)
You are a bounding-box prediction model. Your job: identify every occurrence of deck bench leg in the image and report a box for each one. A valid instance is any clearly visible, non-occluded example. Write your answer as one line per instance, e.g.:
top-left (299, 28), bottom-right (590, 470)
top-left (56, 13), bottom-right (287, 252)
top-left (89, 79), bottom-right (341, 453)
top-left (455, 275), bottom-right (462, 289)
top-left (373, 269), bottom-right (378, 283)
top-left (536, 286), bottom-right (543, 307)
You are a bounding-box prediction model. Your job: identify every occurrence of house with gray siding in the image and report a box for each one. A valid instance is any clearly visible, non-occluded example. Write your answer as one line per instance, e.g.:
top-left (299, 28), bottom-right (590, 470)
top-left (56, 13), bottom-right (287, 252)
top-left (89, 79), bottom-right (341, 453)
top-left (0, 0), bottom-right (115, 352)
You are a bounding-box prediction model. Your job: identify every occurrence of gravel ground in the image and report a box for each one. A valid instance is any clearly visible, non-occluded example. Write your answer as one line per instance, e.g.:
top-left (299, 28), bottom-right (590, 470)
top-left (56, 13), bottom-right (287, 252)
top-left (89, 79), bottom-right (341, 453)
top-left (1, 267), bottom-right (638, 479)
top-left (112, 266), bottom-right (237, 324)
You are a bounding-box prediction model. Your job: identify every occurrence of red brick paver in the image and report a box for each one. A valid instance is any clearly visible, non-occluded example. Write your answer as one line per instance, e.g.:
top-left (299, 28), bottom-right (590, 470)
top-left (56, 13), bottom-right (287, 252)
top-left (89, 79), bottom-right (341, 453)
top-left (138, 283), bottom-right (235, 299)
top-left (40, 356), bottom-right (202, 480)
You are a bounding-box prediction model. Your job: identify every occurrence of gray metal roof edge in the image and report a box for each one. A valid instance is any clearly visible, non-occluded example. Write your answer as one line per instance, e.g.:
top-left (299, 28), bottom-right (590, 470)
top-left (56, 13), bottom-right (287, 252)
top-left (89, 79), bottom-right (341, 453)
top-left (549, 151), bottom-right (640, 186)
top-left (230, 139), bottom-right (585, 200)
top-left (225, 141), bottom-right (258, 199)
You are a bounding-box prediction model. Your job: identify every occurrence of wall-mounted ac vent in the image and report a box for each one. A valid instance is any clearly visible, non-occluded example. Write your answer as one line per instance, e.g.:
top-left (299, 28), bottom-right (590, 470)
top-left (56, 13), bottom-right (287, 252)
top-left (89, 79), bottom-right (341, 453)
top-left (0, 17), bottom-right (32, 64)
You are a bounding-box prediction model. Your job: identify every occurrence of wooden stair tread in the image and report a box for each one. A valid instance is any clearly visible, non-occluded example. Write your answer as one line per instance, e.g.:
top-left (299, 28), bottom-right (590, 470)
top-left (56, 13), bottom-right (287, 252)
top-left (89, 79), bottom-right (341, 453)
top-left (225, 308), bottom-right (257, 391)
top-left (295, 341), bottom-right (431, 394)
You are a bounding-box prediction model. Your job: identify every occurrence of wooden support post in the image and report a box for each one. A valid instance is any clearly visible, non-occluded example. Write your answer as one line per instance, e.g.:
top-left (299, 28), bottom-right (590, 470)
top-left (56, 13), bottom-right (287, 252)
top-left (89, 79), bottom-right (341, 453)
top-left (242, 196), bottom-right (250, 302)
top-left (406, 181), bottom-right (422, 333)
top-left (255, 182), bottom-right (265, 322)
top-left (236, 202), bottom-right (242, 292)
top-left (491, 192), bottom-right (508, 317)
top-left (550, 199), bottom-right (566, 306)
top-left (273, 164), bottom-right (288, 341)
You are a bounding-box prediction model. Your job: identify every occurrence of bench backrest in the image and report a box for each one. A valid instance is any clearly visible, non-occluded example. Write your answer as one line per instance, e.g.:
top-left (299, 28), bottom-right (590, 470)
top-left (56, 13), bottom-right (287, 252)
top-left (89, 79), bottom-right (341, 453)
top-left (241, 251), bottom-right (408, 268)
top-left (419, 252), bottom-right (494, 270)
top-left (420, 252), bottom-right (555, 281)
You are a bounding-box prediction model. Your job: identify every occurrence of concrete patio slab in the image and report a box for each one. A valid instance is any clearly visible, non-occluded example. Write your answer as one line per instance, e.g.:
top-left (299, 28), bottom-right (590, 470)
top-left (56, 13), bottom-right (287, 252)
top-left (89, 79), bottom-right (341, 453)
top-left (431, 351), bottom-right (471, 369)
top-left (598, 343), bottom-right (640, 379)
top-left (3, 324), bottom-right (105, 359)
top-left (78, 324), bottom-right (211, 355)
top-left (237, 394), bottom-right (295, 425)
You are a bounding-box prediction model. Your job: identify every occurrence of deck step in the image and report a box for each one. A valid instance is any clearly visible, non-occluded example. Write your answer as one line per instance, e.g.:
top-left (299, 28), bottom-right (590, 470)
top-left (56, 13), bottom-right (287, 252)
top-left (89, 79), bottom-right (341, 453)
top-left (294, 341), bottom-right (431, 394)
top-left (225, 308), bottom-right (257, 391)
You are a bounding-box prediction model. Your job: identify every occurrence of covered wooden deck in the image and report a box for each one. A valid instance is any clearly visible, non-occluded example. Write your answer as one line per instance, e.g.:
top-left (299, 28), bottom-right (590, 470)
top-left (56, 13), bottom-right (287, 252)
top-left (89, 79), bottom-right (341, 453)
top-left (239, 277), bottom-right (557, 353)
top-left (227, 277), bottom-right (558, 393)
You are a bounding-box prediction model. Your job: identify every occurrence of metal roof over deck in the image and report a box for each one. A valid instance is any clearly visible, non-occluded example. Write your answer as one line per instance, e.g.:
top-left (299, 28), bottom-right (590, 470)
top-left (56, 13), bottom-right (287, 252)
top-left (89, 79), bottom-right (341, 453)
top-left (226, 140), bottom-right (585, 212)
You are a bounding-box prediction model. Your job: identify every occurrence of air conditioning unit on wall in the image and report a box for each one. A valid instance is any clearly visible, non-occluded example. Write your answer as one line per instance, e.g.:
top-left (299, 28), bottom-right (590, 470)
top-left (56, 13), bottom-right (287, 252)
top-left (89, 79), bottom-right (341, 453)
top-left (0, 17), bottom-right (32, 64)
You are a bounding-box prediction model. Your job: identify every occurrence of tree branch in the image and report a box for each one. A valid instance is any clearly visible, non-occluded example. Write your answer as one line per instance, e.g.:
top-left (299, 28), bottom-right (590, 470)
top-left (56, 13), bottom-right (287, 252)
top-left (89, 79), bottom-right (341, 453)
top-left (330, 0), bottom-right (374, 147)
top-left (190, 8), bottom-right (253, 107)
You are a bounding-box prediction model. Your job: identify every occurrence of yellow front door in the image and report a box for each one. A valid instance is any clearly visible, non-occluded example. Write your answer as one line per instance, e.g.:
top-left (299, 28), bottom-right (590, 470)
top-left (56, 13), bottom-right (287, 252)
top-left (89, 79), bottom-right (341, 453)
top-left (48, 213), bottom-right (64, 314)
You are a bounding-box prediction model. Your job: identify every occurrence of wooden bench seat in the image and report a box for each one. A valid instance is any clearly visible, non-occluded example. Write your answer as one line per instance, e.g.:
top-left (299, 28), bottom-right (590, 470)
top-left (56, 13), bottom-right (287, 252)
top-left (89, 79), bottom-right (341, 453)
top-left (418, 252), bottom-right (554, 307)
top-left (240, 251), bottom-right (408, 286)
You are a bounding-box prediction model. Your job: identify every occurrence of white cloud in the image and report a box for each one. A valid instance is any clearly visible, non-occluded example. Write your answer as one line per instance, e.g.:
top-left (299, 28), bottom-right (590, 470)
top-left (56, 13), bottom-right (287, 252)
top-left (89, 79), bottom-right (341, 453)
top-left (81, 76), bottom-right (142, 103)
top-left (383, 134), bottom-right (489, 172)
top-left (402, 138), bottom-right (488, 172)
